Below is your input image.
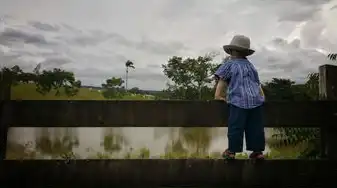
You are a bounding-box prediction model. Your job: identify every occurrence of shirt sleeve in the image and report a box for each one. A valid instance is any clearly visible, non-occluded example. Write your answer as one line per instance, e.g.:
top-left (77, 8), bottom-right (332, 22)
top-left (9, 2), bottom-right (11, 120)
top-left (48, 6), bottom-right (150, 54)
top-left (214, 62), bottom-right (232, 81)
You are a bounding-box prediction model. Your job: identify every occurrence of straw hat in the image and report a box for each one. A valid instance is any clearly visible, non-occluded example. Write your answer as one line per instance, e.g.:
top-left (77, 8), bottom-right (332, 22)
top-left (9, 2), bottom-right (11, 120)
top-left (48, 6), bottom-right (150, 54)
top-left (223, 35), bottom-right (255, 56)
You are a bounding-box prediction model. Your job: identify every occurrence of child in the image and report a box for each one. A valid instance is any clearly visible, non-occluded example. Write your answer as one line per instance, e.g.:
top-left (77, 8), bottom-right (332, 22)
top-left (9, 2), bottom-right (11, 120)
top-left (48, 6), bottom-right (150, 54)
top-left (214, 35), bottom-right (265, 160)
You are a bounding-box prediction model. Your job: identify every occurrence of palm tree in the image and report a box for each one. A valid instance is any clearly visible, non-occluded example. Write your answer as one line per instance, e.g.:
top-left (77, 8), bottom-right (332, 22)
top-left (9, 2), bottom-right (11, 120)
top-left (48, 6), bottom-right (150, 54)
top-left (125, 60), bottom-right (135, 91)
top-left (328, 53), bottom-right (337, 61)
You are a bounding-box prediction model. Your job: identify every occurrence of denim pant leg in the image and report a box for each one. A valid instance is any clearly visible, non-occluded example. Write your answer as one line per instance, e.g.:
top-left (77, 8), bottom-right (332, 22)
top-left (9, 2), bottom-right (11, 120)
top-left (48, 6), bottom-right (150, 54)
top-left (245, 105), bottom-right (265, 152)
top-left (227, 104), bottom-right (247, 153)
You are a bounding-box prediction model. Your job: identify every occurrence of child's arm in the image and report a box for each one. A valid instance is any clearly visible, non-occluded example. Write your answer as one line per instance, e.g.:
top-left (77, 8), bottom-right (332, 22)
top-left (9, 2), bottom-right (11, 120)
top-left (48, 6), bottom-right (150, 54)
top-left (213, 60), bottom-right (231, 101)
top-left (253, 67), bottom-right (264, 98)
top-left (215, 79), bottom-right (227, 101)
top-left (259, 85), bottom-right (265, 97)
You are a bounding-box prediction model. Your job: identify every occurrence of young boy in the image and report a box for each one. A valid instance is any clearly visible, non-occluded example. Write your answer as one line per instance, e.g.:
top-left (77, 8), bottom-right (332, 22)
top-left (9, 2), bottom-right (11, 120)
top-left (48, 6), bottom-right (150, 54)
top-left (214, 35), bottom-right (265, 160)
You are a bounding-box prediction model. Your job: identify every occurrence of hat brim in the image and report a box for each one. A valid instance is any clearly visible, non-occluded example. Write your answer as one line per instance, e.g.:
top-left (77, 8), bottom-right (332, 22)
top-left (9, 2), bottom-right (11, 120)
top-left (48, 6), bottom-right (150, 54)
top-left (223, 45), bottom-right (255, 56)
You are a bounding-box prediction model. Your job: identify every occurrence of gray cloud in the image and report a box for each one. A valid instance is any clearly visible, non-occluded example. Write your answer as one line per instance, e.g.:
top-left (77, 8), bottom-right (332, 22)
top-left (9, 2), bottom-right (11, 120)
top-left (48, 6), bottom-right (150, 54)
top-left (146, 64), bottom-right (162, 69)
top-left (0, 28), bottom-right (50, 46)
top-left (136, 37), bottom-right (187, 55)
top-left (278, 6), bottom-right (321, 22)
top-left (58, 30), bottom-right (131, 47)
top-left (159, 0), bottom-right (198, 21)
top-left (271, 38), bottom-right (301, 50)
top-left (40, 57), bottom-right (72, 69)
top-left (74, 67), bottom-right (167, 83)
top-left (266, 59), bottom-right (303, 72)
top-left (286, 0), bottom-right (332, 6)
top-left (9, 48), bottom-right (58, 58)
top-left (0, 51), bottom-right (20, 64)
top-left (276, 0), bottom-right (332, 22)
top-left (28, 21), bottom-right (60, 32)
top-left (250, 36), bottom-right (329, 82)
top-left (0, 51), bottom-right (37, 71)
top-left (0, 0), bottom-right (336, 90)
top-left (56, 29), bottom-right (187, 57)
top-left (330, 4), bottom-right (337, 10)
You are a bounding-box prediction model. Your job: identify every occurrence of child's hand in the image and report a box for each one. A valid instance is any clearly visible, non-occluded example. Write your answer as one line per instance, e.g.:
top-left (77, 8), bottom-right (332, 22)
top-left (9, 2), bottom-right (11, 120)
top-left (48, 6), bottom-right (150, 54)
top-left (215, 96), bottom-right (226, 101)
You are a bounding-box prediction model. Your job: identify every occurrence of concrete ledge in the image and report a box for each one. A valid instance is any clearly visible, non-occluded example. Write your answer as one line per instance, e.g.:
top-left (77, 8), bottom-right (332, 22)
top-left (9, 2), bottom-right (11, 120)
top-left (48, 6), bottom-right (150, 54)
top-left (3, 100), bottom-right (337, 128)
top-left (1, 159), bottom-right (336, 187)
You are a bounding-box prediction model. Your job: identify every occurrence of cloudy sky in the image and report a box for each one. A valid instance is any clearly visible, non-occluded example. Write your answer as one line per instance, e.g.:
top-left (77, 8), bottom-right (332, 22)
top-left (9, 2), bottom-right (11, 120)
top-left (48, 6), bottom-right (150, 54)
top-left (1, 0), bottom-right (337, 90)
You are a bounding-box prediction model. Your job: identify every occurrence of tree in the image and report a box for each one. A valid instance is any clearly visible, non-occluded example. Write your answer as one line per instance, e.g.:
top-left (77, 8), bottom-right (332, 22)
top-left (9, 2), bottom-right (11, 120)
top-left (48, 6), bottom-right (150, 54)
top-left (101, 77), bottom-right (125, 99)
top-left (263, 78), bottom-right (296, 101)
top-left (157, 54), bottom-right (222, 156)
top-left (0, 65), bottom-right (81, 98)
top-left (305, 73), bottom-right (319, 100)
top-left (162, 55), bottom-right (220, 100)
top-left (0, 65), bottom-right (81, 158)
top-left (36, 68), bottom-right (81, 96)
top-left (125, 60), bottom-right (135, 91)
top-left (129, 87), bottom-right (140, 94)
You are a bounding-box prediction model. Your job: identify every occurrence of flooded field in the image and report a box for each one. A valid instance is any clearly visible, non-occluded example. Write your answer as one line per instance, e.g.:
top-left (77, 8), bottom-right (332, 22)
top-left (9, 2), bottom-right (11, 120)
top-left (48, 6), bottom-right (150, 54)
top-left (6, 127), bottom-right (273, 159)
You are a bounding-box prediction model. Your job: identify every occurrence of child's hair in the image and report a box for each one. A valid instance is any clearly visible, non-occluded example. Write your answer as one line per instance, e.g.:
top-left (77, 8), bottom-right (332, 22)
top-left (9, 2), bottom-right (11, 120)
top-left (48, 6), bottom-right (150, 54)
top-left (223, 56), bottom-right (231, 62)
top-left (229, 50), bottom-right (247, 59)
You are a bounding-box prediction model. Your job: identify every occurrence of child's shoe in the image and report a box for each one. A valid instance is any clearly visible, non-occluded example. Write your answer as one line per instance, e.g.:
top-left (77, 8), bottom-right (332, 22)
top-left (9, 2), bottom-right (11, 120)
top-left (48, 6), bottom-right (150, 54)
top-left (222, 149), bottom-right (235, 160)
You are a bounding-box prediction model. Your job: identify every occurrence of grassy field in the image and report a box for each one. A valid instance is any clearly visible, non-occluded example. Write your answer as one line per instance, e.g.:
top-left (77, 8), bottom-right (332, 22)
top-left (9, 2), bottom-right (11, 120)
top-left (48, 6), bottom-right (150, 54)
top-left (11, 83), bottom-right (152, 100)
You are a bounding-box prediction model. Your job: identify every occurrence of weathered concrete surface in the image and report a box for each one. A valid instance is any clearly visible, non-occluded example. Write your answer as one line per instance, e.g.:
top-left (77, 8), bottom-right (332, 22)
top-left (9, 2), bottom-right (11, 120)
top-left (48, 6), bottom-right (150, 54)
top-left (3, 100), bottom-right (337, 127)
top-left (0, 159), bottom-right (336, 187)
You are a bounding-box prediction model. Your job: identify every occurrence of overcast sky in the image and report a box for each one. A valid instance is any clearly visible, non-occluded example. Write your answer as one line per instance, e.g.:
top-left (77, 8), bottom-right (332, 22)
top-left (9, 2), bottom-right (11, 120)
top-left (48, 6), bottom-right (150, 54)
top-left (1, 0), bottom-right (337, 90)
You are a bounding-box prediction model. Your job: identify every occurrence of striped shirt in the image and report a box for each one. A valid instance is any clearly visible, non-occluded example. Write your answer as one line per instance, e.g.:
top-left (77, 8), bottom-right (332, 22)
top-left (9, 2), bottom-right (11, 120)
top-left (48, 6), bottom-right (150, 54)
top-left (214, 58), bottom-right (264, 109)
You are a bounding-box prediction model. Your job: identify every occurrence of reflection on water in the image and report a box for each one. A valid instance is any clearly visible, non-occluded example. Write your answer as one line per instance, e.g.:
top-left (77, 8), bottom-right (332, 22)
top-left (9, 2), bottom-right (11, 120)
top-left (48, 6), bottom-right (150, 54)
top-left (6, 127), bottom-right (272, 159)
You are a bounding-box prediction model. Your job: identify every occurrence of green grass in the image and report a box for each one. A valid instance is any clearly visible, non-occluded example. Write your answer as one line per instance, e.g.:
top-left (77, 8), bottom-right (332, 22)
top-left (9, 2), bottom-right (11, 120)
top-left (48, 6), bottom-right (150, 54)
top-left (11, 83), bottom-right (152, 100)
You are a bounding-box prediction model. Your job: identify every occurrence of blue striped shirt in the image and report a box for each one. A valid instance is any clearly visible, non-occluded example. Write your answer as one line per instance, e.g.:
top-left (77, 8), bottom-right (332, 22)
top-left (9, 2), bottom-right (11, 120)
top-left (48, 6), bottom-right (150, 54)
top-left (214, 58), bottom-right (264, 109)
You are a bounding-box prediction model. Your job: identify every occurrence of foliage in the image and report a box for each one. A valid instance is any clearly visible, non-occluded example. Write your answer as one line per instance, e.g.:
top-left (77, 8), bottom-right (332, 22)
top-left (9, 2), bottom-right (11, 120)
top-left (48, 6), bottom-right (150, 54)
top-left (12, 83), bottom-right (102, 100)
top-left (305, 73), bottom-right (319, 100)
top-left (125, 60), bottom-right (135, 90)
top-left (328, 53), bottom-right (337, 61)
top-left (0, 65), bottom-right (81, 97)
top-left (162, 55), bottom-right (220, 100)
top-left (265, 73), bottom-right (321, 159)
top-left (36, 68), bottom-right (81, 96)
top-left (129, 87), bottom-right (140, 94)
top-left (101, 77), bottom-right (125, 99)
top-left (125, 60), bottom-right (135, 69)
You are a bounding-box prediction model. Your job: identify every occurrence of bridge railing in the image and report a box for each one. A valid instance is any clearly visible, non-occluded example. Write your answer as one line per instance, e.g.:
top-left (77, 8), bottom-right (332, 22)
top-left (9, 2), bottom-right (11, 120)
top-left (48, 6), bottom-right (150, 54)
top-left (1, 64), bottom-right (337, 187)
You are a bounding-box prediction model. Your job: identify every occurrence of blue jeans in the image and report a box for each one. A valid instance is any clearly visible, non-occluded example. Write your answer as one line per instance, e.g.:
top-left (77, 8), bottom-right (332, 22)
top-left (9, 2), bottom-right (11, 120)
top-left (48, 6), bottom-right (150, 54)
top-left (227, 104), bottom-right (265, 153)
